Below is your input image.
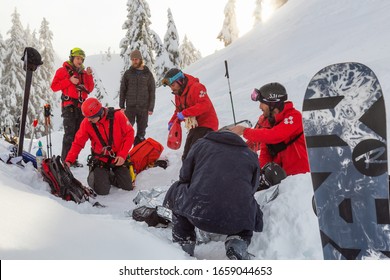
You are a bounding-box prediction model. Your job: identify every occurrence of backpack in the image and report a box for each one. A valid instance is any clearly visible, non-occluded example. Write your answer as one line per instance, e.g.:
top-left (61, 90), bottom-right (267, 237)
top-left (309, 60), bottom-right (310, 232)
top-left (41, 155), bottom-right (97, 203)
top-left (129, 138), bottom-right (164, 174)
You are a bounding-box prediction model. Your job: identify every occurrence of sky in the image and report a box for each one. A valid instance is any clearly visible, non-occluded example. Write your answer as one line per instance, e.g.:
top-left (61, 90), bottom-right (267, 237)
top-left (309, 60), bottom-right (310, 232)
top-left (2, 0), bottom-right (390, 278)
top-left (0, 0), bottom-right (256, 60)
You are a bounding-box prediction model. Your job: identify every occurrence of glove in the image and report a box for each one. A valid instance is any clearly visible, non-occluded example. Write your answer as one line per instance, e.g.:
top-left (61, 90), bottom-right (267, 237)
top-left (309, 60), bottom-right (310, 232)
top-left (168, 122), bottom-right (173, 131)
top-left (177, 112), bottom-right (185, 121)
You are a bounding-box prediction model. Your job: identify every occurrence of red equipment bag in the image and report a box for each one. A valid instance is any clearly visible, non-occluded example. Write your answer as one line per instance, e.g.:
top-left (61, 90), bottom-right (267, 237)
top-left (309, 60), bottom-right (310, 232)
top-left (167, 121), bottom-right (182, 150)
top-left (129, 138), bottom-right (164, 173)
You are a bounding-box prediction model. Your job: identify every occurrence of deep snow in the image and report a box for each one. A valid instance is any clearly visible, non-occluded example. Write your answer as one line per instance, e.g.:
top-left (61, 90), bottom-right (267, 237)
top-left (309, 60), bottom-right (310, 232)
top-left (1, 0), bottom-right (390, 263)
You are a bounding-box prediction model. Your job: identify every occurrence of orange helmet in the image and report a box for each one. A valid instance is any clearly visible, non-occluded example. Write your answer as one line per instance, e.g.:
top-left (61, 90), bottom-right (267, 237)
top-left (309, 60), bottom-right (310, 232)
top-left (81, 97), bottom-right (103, 118)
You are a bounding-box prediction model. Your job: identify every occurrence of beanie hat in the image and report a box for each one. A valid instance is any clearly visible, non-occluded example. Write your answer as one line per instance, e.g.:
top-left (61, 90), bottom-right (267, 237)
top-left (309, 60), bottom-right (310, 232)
top-left (130, 50), bottom-right (142, 60)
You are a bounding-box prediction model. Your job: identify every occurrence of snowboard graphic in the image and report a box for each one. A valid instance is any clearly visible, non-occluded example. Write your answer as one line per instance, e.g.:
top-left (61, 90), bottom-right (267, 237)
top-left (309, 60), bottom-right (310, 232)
top-left (302, 62), bottom-right (390, 259)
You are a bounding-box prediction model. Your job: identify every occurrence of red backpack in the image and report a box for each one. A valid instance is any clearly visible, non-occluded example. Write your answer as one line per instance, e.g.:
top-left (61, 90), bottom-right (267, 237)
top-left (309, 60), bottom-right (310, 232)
top-left (167, 120), bottom-right (182, 150)
top-left (129, 138), bottom-right (164, 173)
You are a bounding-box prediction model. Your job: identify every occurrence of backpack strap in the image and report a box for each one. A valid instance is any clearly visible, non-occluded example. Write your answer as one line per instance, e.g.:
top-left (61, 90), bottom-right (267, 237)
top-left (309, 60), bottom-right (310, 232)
top-left (266, 132), bottom-right (303, 157)
top-left (91, 107), bottom-right (118, 166)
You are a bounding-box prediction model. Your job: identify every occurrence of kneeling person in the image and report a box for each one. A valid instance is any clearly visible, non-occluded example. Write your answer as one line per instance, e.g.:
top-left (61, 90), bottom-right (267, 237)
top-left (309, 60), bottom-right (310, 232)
top-left (65, 97), bottom-right (135, 195)
top-left (164, 130), bottom-right (263, 259)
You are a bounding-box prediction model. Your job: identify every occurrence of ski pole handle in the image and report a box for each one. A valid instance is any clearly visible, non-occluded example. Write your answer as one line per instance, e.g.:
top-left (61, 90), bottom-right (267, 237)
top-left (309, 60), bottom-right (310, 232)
top-left (224, 60), bottom-right (229, 79)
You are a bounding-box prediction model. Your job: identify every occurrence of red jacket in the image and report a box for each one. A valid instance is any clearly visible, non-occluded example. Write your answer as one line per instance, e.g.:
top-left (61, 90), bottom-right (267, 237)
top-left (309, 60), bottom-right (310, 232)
top-left (243, 101), bottom-right (309, 176)
top-left (51, 61), bottom-right (95, 107)
top-left (65, 109), bottom-right (134, 164)
top-left (169, 74), bottom-right (219, 130)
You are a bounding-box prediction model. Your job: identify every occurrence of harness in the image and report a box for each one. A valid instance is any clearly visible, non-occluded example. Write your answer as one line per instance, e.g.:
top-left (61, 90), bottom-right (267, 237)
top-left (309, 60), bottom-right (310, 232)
top-left (266, 132), bottom-right (303, 157)
top-left (90, 107), bottom-right (117, 168)
top-left (61, 64), bottom-right (90, 106)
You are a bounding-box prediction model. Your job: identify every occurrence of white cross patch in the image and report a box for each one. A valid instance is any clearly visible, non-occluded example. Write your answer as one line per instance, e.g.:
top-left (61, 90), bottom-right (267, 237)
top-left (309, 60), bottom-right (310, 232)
top-left (199, 90), bottom-right (207, 97)
top-left (284, 116), bottom-right (294, 125)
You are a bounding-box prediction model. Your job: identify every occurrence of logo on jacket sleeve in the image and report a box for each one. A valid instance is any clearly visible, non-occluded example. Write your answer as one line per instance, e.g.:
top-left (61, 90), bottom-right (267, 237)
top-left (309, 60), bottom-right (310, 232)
top-left (199, 90), bottom-right (207, 97)
top-left (284, 116), bottom-right (294, 124)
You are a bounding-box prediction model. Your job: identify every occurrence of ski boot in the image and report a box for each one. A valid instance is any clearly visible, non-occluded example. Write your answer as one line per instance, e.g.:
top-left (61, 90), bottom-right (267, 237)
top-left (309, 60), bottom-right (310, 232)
top-left (225, 236), bottom-right (251, 260)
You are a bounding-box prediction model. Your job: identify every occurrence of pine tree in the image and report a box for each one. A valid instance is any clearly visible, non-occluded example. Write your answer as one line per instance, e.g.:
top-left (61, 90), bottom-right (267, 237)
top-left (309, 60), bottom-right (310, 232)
top-left (217, 0), bottom-right (239, 47)
top-left (36, 17), bottom-right (56, 138)
top-left (179, 35), bottom-right (202, 69)
top-left (164, 8), bottom-right (181, 69)
top-left (151, 30), bottom-right (170, 87)
top-left (0, 9), bottom-right (27, 135)
top-left (253, 0), bottom-right (262, 26)
top-left (120, 0), bottom-right (156, 72)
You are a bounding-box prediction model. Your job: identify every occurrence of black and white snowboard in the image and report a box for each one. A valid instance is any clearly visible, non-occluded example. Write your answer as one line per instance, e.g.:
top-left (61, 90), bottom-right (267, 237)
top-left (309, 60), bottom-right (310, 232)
top-left (302, 62), bottom-right (390, 259)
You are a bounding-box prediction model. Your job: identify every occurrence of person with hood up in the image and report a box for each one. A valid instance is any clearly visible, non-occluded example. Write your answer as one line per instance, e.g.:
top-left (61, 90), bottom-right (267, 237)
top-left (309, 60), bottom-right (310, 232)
top-left (163, 130), bottom-right (263, 259)
top-left (162, 68), bottom-right (219, 160)
top-left (51, 47), bottom-right (95, 167)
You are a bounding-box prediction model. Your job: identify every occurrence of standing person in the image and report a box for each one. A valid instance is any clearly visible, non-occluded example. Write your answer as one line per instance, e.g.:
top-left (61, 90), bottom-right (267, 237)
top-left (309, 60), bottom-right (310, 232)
top-left (163, 130), bottom-right (263, 259)
top-left (119, 49), bottom-right (156, 146)
top-left (51, 47), bottom-right (95, 167)
top-left (65, 98), bottom-right (135, 195)
top-left (162, 68), bottom-right (219, 160)
top-left (230, 82), bottom-right (310, 176)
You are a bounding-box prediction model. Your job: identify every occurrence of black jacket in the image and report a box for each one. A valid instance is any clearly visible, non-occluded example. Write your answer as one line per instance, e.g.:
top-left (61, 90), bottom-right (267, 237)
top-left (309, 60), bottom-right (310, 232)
top-left (172, 131), bottom-right (263, 234)
top-left (119, 66), bottom-right (155, 111)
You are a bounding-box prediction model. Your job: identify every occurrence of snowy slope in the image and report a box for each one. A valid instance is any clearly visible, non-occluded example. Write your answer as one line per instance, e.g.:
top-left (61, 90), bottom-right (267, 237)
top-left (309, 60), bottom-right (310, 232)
top-left (1, 0), bottom-right (390, 260)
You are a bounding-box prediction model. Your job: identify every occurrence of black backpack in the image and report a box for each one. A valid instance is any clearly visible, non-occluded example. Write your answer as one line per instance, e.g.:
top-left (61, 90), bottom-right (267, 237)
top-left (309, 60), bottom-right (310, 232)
top-left (41, 155), bottom-right (97, 203)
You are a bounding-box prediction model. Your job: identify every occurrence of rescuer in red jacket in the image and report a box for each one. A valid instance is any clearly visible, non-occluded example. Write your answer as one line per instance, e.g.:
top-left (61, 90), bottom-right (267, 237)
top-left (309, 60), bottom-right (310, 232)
top-left (51, 47), bottom-right (95, 166)
top-left (65, 98), bottom-right (135, 195)
top-left (162, 68), bottom-right (219, 160)
top-left (230, 82), bottom-right (309, 177)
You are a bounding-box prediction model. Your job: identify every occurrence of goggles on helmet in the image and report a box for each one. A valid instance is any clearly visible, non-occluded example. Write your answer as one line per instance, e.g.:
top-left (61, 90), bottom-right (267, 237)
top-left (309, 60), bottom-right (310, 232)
top-left (251, 88), bottom-right (287, 103)
top-left (162, 71), bottom-right (185, 87)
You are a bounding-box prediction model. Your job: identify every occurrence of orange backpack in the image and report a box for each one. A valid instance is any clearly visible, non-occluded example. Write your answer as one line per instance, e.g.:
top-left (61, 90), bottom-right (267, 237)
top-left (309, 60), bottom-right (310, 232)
top-left (129, 138), bottom-right (164, 173)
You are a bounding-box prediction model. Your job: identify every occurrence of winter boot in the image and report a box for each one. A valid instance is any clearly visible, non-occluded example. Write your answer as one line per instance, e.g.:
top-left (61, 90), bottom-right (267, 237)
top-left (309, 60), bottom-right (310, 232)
top-left (179, 241), bottom-right (196, 257)
top-left (225, 236), bottom-right (250, 260)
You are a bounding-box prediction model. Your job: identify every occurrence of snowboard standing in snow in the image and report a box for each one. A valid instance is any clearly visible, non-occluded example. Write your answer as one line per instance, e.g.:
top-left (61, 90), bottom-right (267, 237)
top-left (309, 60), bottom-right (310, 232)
top-left (302, 62), bottom-right (390, 259)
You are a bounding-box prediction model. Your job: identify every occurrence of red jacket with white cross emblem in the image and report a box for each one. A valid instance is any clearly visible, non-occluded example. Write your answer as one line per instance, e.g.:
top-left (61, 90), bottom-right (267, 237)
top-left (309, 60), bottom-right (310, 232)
top-left (243, 101), bottom-right (309, 176)
top-left (169, 74), bottom-right (219, 131)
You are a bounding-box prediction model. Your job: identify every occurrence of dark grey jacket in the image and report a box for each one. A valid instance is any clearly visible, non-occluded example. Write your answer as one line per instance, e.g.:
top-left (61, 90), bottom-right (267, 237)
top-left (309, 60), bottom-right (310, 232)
top-left (119, 66), bottom-right (155, 112)
top-left (170, 131), bottom-right (263, 235)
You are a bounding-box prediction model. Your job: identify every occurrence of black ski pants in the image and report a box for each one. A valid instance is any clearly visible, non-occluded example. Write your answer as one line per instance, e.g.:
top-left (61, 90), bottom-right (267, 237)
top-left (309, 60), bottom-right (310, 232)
top-left (89, 165), bottom-right (133, 195)
top-left (125, 108), bottom-right (148, 146)
top-left (61, 105), bottom-right (83, 161)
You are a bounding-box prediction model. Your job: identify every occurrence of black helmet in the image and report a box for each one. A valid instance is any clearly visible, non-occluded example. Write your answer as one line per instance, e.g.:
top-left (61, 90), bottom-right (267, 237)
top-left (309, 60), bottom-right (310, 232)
top-left (162, 68), bottom-right (185, 87)
top-left (261, 162), bottom-right (287, 187)
top-left (251, 82), bottom-right (287, 105)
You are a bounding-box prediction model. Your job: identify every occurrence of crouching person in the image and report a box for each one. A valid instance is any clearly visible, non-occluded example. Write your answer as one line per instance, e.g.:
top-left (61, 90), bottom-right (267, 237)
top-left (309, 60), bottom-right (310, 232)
top-left (65, 97), bottom-right (135, 195)
top-left (164, 130), bottom-right (263, 259)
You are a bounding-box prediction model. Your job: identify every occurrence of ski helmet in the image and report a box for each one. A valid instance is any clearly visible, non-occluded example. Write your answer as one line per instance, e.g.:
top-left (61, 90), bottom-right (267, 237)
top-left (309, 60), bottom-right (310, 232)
top-left (82, 97), bottom-right (103, 118)
top-left (162, 68), bottom-right (185, 87)
top-left (251, 82), bottom-right (287, 110)
top-left (261, 162), bottom-right (287, 187)
top-left (69, 47), bottom-right (85, 60)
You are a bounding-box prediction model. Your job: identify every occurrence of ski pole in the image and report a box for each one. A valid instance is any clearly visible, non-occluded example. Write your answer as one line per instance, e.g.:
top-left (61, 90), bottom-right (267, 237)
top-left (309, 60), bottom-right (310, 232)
top-left (28, 119), bottom-right (38, 153)
top-left (44, 104), bottom-right (53, 158)
top-left (224, 60), bottom-right (237, 125)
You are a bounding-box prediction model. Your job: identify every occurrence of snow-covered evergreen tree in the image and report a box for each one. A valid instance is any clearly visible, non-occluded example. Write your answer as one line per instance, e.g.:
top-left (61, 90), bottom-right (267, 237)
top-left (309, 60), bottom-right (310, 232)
top-left (0, 9), bottom-right (27, 135)
top-left (151, 30), bottom-right (170, 87)
top-left (163, 8), bottom-right (181, 69)
top-left (0, 33), bottom-right (5, 82)
top-left (179, 35), bottom-right (202, 69)
top-left (35, 17), bottom-right (57, 137)
top-left (217, 0), bottom-right (239, 47)
top-left (253, 0), bottom-right (262, 26)
top-left (119, 0), bottom-right (156, 72)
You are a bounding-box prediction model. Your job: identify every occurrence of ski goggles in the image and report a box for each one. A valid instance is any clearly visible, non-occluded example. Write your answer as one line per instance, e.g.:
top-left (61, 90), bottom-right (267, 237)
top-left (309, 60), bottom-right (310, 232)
top-left (251, 88), bottom-right (261, 102)
top-left (162, 71), bottom-right (185, 87)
